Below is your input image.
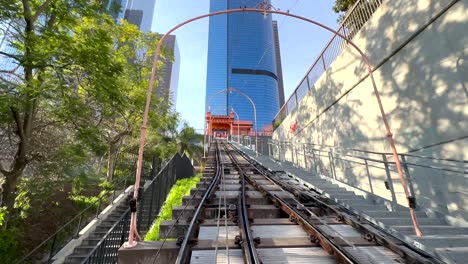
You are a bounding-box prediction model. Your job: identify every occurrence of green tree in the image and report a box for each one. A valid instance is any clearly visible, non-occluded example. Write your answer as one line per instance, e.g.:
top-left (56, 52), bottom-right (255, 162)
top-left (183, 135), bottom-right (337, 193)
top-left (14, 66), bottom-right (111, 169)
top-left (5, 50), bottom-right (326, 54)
top-left (333, 0), bottom-right (358, 14)
top-left (0, 0), bottom-right (123, 219)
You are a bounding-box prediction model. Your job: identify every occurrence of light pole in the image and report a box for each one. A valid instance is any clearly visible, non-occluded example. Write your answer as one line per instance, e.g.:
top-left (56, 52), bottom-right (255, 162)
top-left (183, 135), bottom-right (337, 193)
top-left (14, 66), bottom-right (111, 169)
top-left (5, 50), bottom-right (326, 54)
top-left (231, 107), bottom-right (240, 144)
top-left (127, 7), bottom-right (422, 249)
top-left (227, 88), bottom-right (258, 158)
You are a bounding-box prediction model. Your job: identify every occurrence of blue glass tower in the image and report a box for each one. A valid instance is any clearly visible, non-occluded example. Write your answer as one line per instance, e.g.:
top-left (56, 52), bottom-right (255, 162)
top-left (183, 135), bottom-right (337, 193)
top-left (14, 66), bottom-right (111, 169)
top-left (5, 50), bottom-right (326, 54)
top-left (205, 0), bottom-right (281, 131)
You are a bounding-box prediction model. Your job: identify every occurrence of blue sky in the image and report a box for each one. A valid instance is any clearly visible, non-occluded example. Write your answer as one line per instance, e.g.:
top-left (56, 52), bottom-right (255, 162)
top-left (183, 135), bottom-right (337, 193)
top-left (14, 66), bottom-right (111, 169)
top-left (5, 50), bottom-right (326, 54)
top-left (152, 1), bottom-right (338, 130)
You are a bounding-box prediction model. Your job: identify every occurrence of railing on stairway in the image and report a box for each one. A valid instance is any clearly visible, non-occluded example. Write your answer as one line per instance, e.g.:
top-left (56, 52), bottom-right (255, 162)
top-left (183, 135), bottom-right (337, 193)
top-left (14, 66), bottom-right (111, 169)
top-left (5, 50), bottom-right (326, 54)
top-left (17, 152), bottom-right (155, 264)
top-left (231, 135), bottom-right (271, 156)
top-left (265, 139), bottom-right (467, 217)
top-left (272, 0), bottom-right (384, 129)
top-left (79, 152), bottom-right (194, 264)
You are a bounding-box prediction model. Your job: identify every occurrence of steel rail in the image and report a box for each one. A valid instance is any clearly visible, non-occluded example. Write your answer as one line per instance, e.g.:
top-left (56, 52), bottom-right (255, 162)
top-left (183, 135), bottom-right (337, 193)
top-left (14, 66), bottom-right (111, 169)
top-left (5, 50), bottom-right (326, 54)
top-left (223, 144), bottom-right (260, 264)
top-left (174, 142), bottom-right (222, 264)
top-left (224, 143), bottom-right (356, 264)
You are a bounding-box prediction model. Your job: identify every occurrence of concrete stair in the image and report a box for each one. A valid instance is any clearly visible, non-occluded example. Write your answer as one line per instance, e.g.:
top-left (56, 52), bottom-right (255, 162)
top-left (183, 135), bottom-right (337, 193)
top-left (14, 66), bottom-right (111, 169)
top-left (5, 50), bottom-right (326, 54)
top-left (62, 196), bottom-right (130, 264)
top-left (233, 143), bottom-right (468, 264)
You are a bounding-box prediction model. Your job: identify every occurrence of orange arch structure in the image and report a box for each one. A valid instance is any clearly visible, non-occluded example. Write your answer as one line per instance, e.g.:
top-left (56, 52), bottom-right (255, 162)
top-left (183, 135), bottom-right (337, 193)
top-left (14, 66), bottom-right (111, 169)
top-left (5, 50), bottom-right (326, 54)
top-left (126, 7), bottom-right (422, 247)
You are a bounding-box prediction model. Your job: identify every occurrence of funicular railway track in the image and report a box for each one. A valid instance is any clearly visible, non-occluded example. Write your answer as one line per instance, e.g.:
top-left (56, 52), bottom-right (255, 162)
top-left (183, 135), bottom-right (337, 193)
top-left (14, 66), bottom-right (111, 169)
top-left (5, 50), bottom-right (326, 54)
top-left (171, 141), bottom-right (442, 264)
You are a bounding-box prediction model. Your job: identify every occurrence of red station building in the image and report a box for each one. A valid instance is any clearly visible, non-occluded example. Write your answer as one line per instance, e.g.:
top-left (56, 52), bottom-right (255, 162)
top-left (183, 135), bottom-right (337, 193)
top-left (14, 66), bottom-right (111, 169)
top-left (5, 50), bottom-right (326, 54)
top-left (205, 111), bottom-right (253, 138)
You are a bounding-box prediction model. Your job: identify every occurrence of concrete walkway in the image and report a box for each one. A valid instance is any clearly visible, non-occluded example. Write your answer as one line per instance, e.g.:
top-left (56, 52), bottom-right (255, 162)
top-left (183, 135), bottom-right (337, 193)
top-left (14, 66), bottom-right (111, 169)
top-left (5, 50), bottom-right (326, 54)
top-left (233, 143), bottom-right (468, 264)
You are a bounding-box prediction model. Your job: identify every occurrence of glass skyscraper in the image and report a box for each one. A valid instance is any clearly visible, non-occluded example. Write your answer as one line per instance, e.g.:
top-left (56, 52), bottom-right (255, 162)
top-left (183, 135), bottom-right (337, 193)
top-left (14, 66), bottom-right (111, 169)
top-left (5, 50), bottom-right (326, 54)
top-left (205, 0), bottom-right (283, 131)
top-left (108, 0), bottom-right (180, 109)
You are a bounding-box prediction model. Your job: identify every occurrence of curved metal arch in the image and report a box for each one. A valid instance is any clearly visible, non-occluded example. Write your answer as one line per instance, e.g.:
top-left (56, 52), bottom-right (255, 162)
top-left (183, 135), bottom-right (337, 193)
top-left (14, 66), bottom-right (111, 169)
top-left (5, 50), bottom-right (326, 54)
top-left (126, 8), bottom-right (422, 248)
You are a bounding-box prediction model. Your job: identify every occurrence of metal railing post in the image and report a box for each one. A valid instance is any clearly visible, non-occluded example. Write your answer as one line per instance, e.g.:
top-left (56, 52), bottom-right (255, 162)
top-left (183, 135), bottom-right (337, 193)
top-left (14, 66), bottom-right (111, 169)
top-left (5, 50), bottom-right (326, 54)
top-left (147, 180), bottom-right (156, 228)
top-left (400, 154), bottom-right (417, 209)
top-left (111, 190), bottom-right (116, 205)
top-left (96, 198), bottom-right (102, 219)
top-left (303, 144), bottom-right (307, 170)
top-left (47, 234), bottom-right (58, 263)
top-left (382, 155), bottom-right (398, 211)
top-left (75, 214), bottom-right (83, 238)
top-left (295, 145), bottom-right (299, 166)
top-left (120, 212), bottom-right (129, 246)
top-left (278, 143), bottom-right (282, 162)
top-left (311, 148), bottom-right (319, 175)
top-left (328, 149), bottom-right (337, 180)
top-left (289, 142), bottom-right (294, 164)
top-left (364, 159), bottom-right (374, 194)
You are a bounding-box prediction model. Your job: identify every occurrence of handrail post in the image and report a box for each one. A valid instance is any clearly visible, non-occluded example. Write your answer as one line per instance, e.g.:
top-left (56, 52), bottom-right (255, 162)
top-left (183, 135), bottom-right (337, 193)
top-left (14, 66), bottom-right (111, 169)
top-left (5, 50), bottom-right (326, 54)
top-left (364, 159), bottom-right (374, 194)
top-left (311, 147), bottom-right (319, 176)
top-left (48, 234), bottom-right (58, 263)
top-left (111, 190), bottom-right (116, 204)
top-left (303, 144), bottom-right (307, 170)
top-left (278, 143), bottom-right (282, 162)
top-left (96, 198), bottom-right (102, 219)
top-left (382, 155), bottom-right (398, 211)
top-left (147, 180), bottom-right (156, 228)
top-left (290, 143), bottom-right (294, 164)
top-left (75, 214), bottom-right (83, 238)
top-left (328, 149), bottom-right (337, 180)
top-left (400, 154), bottom-right (417, 209)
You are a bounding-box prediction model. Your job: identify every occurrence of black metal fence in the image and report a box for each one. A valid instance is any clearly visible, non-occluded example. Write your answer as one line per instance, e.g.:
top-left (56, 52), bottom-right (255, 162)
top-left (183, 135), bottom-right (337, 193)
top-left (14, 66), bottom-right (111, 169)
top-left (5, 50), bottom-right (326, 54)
top-left (81, 152), bottom-right (194, 263)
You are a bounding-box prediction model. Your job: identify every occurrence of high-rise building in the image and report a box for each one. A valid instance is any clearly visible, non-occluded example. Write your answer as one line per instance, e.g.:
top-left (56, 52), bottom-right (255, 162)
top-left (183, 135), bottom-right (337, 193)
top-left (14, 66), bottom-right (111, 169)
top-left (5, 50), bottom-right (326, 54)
top-left (107, 0), bottom-right (156, 33)
top-left (205, 0), bottom-right (284, 130)
top-left (272, 20), bottom-right (285, 108)
top-left (108, 0), bottom-right (180, 108)
top-left (157, 35), bottom-right (180, 110)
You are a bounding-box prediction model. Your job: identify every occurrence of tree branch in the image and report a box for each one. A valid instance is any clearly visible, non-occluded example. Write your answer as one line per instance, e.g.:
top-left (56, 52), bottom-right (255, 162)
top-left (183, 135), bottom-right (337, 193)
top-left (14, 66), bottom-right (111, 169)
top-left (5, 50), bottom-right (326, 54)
top-left (10, 106), bottom-right (25, 141)
top-left (21, 0), bottom-right (33, 22)
top-left (33, 0), bottom-right (53, 22)
top-left (0, 51), bottom-right (21, 62)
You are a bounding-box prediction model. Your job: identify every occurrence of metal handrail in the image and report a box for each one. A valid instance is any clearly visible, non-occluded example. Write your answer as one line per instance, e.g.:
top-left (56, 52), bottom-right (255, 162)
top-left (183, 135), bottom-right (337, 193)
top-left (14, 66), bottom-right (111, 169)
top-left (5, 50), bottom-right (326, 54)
top-left (81, 152), bottom-right (188, 264)
top-left (79, 208), bottom-right (131, 264)
top-left (270, 139), bottom-right (467, 167)
top-left (272, 0), bottom-right (384, 128)
top-left (18, 153), bottom-right (156, 263)
top-left (17, 168), bottom-right (137, 263)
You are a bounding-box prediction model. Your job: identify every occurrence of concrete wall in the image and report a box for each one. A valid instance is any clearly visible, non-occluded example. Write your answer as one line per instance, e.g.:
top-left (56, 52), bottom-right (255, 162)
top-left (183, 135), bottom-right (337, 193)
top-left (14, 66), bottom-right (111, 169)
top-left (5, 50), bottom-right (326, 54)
top-left (273, 0), bottom-right (467, 222)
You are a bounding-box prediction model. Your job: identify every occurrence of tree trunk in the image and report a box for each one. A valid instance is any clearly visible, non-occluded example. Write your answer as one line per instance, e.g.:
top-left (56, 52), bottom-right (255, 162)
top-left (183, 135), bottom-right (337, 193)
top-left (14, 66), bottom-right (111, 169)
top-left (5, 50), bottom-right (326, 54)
top-left (1, 171), bottom-right (21, 216)
top-left (96, 155), bottom-right (104, 175)
top-left (106, 144), bottom-right (117, 181)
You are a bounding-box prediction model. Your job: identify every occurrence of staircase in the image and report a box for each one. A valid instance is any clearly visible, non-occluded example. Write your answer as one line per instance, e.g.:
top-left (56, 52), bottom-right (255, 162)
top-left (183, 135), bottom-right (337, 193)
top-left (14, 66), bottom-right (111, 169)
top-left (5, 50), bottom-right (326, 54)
top-left (234, 143), bottom-right (468, 264)
top-left (62, 195), bottom-right (131, 264)
top-left (54, 152), bottom-right (194, 264)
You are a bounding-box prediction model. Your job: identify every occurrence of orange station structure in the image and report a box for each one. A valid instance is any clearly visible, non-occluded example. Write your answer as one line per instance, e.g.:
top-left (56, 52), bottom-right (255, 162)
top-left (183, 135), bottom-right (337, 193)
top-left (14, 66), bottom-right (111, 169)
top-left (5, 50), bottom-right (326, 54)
top-left (205, 111), bottom-right (253, 138)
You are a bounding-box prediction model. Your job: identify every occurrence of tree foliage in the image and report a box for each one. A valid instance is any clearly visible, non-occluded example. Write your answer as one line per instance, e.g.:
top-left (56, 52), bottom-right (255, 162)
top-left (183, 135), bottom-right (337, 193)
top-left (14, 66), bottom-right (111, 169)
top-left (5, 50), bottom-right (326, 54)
top-left (0, 1), bottom-right (199, 260)
top-left (0, 0), bottom-right (173, 223)
top-left (332, 0), bottom-right (358, 14)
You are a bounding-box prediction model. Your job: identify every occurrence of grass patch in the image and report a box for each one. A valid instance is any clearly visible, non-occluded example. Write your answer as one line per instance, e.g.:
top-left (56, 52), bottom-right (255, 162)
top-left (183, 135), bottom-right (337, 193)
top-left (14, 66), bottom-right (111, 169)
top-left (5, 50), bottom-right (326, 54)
top-left (144, 173), bottom-right (202, 241)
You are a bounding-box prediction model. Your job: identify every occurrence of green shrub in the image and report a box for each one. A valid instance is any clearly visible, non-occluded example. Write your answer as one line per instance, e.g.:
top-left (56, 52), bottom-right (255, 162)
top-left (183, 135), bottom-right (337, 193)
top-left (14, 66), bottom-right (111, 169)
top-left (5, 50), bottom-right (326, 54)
top-left (145, 174), bottom-right (201, 241)
top-left (0, 225), bottom-right (21, 263)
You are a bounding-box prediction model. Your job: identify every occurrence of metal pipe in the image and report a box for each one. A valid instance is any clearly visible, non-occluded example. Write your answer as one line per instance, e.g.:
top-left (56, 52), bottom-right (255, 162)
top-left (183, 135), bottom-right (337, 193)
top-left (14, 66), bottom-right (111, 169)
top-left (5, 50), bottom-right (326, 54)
top-left (127, 7), bottom-right (422, 247)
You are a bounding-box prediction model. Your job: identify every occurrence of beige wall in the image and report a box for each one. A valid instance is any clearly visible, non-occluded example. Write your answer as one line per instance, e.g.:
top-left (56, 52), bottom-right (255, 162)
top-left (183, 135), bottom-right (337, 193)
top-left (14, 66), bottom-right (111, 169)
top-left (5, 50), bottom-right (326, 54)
top-left (273, 0), bottom-right (467, 222)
